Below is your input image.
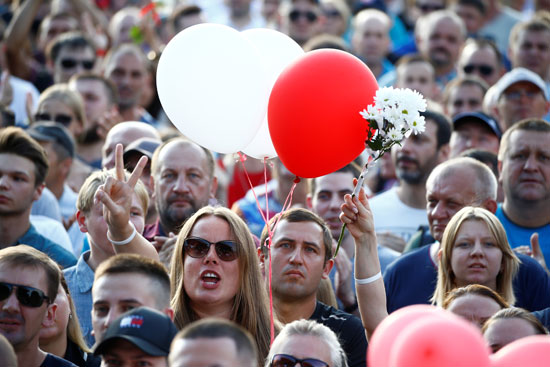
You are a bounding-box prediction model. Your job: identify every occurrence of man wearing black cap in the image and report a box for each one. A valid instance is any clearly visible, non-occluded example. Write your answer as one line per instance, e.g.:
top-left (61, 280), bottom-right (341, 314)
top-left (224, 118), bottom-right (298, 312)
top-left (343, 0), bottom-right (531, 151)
top-left (449, 111), bottom-right (501, 158)
top-left (123, 138), bottom-right (161, 226)
top-left (27, 122), bottom-right (79, 225)
top-left (94, 307), bottom-right (177, 367)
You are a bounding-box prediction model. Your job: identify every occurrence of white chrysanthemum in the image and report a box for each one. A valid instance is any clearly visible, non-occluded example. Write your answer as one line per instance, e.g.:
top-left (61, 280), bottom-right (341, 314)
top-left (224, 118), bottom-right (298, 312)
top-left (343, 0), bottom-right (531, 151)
top-left (386, 127), bottom-right (404, 141)
top-left (409, 114), bottom-right (426, 135)
top-left (374, 87), bottom-right (395, 106)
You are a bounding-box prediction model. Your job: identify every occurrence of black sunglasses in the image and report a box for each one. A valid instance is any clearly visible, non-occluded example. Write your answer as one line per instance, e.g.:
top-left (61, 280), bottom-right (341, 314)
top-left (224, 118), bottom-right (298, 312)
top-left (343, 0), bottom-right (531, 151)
top-left (183, 237), bottom-right (239, 262)
top-left (60, 58), bottom-right (95, 70)
top-left (416, 3), bottom-right (445, 12)
top-left (0, 282), bottom-right (50, 308)
top-left (34, 113), bottom-right (73, 126)
top-left (463, 64), bottom-right (494, 76)
top-left (271, 354), bottom-right (329, 367)
top-left (289, 9), bottom-right (318, 23)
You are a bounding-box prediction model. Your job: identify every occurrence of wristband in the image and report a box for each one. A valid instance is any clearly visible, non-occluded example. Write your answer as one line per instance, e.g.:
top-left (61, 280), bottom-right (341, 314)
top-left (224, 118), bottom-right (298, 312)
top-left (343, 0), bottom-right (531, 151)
top-left (107, 222), bottom-right (137, 246)
top-left (355, 272), bottom-right (382, 285)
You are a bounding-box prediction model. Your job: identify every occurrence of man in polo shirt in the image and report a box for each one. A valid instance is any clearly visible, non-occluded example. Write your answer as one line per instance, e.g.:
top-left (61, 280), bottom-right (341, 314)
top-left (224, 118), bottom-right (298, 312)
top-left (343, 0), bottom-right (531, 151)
top-left (449, 111), bottom-right (501, 157)
top-left (93, 307), bottom-right (178, 367)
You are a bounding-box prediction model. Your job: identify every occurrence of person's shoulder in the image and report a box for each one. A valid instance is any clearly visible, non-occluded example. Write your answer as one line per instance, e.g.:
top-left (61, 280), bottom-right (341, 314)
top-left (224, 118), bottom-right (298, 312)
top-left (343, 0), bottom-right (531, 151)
top-left (386, 245), bottom-right (430, 271)
top-left (41, 353), bottom-right (78, 367)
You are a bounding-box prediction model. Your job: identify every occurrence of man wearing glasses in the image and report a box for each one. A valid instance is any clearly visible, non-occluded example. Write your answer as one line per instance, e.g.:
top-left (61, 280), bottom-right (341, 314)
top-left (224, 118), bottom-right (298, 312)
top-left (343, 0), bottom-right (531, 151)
top-left (265, 319), bottom-right (347, 367)
top-left (47, 32), bottom-right (97, 85)
top-left (0, 245), bottom-right (77, 367)
top-left (457, 38), bottom-right (505, 87)
top-left (493, 68), bottom-right (550, 132)
top-left (282, 0), bottom-right (323, 46)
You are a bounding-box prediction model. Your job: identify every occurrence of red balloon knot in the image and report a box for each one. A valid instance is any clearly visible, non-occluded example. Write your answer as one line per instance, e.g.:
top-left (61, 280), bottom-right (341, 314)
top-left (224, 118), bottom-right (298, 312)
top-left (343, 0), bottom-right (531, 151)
top-left (293, 177), bottom-right (301, 184)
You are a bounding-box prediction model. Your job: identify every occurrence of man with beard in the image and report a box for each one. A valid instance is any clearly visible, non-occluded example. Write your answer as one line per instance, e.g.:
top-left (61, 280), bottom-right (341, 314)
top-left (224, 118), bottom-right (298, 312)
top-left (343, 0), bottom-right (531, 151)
top-left (416, 10), bottom-right (466, 87)
top-left (368, 110), bottom-right (450, 252)
top-left (69, 73), bottom-right (120, 170)
top-left (144, 138), bottom-right (217, 244)
top-left (0, 127), bottom-right (76, 268)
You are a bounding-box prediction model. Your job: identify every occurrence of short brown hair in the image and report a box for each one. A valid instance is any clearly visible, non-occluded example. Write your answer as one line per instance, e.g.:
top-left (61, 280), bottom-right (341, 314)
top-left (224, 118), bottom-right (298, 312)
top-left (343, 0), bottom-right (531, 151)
top-left (69, 73), bottom-right (119, 106)
top-left (0, 127), bottom-right (49, 186)
top-left (260, 208), bottom-right (333, 263)
top-left (94, 254), bottom-right (171, 309)
top-left (442, 284), bottom-right (510, 310)
top-left (0, 245), bottom-right (60, 302)
top-left (482, 307), bottom-right (549, 334)
top-left (498, 118), bottom-right (550, 161)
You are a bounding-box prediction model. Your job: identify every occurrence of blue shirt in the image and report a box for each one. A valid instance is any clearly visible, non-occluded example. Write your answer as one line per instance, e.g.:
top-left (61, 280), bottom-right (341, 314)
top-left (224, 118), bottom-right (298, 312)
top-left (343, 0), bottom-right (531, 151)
top-left (64, 251), bottom-right (95, 347)
top-left (496, 205), bottom-right (550, 266)
top-left (16, 224), bottom-right (76, 269)
top-left (384, 244), bottom-right (550, 313)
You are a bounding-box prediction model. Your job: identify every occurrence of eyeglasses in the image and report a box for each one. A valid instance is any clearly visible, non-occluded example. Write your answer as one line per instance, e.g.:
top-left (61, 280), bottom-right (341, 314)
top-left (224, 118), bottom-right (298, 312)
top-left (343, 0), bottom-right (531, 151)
top-left (463, 64), bottom-right (494, 76)
top-left (271, 354), bottom-right (329, 367)
top-left (34, 113), bottom-right (73, 126)
top-left (503, 90), bottom-right (541, 101)
top-left (183, 237), bottom-right (239, 262)
top-left (60, 58), bottom-right (95, 70)
top-left (289, 9), bottom-right (318, 23)
top-left (0, 282), bottom-right (50, 308)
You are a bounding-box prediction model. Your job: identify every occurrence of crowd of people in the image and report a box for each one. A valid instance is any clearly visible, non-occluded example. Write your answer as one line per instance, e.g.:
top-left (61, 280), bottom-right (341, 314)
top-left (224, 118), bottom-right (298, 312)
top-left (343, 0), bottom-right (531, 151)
top-left (1, 0), bottom-right (550, 366)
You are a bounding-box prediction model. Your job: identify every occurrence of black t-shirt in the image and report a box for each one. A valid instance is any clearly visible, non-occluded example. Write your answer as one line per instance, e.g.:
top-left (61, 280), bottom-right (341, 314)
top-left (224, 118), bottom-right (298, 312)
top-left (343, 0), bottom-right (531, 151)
top-left (309, 301), bottom-right (367, 367)
top-left (64, 339), bottom-right (101, 367)
top-left (41, 353), bottom-right (78, 367)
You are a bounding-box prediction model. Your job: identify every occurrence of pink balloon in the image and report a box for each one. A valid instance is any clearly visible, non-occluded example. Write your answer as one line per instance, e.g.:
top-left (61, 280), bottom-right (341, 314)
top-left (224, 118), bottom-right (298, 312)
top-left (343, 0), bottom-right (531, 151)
top-left (367, 305), bottom-right (448, 367)
top-left (490, 335), bottom-right (550, 367)
top-left (389, 314), bottom-right (491, 367)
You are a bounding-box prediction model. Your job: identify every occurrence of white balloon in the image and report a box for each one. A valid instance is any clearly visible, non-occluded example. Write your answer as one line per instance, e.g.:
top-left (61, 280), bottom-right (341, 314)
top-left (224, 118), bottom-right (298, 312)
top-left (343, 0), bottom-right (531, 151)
top-left (157, 24), bottom-right (270, 154)
top-left (241, 28), bottom-right (305, 159)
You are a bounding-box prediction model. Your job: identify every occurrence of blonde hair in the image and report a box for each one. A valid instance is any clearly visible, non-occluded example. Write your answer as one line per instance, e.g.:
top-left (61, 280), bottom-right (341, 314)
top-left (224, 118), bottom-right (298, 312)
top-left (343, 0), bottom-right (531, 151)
top-left (76, 168), bottom-right (149, 214)
top-left (432, 206), bottom-right (520, 306)
top-left (170, 206), bottom-right (272, 365)
top-left (37, 83), bottom-right (87, 128)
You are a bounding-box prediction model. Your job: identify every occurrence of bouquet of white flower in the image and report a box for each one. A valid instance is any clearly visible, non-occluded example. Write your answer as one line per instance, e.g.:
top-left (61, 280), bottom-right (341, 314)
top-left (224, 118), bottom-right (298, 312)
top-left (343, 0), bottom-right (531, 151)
top-left (334, 87), bottom-right (427, 256)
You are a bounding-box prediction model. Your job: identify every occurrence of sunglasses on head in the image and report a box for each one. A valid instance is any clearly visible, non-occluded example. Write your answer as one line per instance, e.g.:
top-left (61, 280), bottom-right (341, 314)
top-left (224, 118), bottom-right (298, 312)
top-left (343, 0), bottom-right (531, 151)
top-left (463, 64), bottom-right (494, 76)
top-left (183, 237), bottom-right (239, 262)
top-left (271, 354), bottom-right (329, 367)
top-left (0, 282), bottom-right (50, 308)
top-left (323, 9), bottom-right (341, 18)
top-left (34, 113), bottom-right (73, 126)
top-left (289, 9), bottom-right (318, 23)
top-left (60, 58), bottom-right (95, 70)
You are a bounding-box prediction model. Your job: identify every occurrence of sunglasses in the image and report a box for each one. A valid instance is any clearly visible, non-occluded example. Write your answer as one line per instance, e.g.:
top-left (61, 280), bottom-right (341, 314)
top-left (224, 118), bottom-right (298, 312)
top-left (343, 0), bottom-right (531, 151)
top-left (416, 3), bottom-right (445, 12)
top-left (323, 9), bottom-right (342, 18)
top-left (183, 237), bottom-right (239, 262)
top-left (289, 9), bottom-right (318, 23)
top-left (503, 90), bottom-right (541, 101)
top-left (271, 354), bottom-right (329, 367)
top-left (34, 113), bottom-right (73, 126)
top-left (60, 58), bottom-right (95, 70)
top-left (0, 282), bottom-right (50, 308)
top-left (463, 64), bottom-right (494, 76)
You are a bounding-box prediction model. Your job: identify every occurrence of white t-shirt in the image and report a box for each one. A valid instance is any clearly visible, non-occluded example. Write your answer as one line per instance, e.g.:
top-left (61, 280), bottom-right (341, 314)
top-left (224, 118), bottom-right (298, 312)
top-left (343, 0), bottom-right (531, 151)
top-left (368, 186), bottom-right (428, 243)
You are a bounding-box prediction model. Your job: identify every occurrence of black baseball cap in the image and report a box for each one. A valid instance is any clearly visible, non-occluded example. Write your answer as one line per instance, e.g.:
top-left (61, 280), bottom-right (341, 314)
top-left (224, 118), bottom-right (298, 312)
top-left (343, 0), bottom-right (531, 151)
top-left (123, 137), bottom-right (161, 161)
top-left (26, 121), bottom-right (75, 158)
top-left (452, 111), bottom-right (502, 139)
top-left (93, 307), bottom-right (178, 357)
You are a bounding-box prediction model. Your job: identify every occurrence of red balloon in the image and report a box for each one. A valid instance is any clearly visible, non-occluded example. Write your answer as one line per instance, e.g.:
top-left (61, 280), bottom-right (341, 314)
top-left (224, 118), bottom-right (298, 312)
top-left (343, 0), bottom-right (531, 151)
top-left (367, 305), bottom-right (448, 367)
top-left (490, 335), bottom-right (550, 367)
top-left (268, 49), bottom-right (378, 178)
top-left (390, 314), bottom-right (491, 367)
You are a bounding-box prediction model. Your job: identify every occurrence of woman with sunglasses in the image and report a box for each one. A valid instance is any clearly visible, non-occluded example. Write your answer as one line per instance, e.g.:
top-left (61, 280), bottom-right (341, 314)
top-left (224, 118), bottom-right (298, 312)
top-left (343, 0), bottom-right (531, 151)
top-left (432, 206), bottom-right (520, 307)
top-left (170, 206), bottom-right (272, 366)
top-left (265, 319), bottom-right (347, 367)
top-left (34, 83), bottom-right (92, 191)
top-left (39, 274), bottom-right (100, 367)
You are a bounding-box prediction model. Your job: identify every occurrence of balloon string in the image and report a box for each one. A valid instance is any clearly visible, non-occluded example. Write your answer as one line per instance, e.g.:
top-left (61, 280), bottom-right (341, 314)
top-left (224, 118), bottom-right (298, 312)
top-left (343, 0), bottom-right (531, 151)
top-left (237, 152), bottom-right (268, 225)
